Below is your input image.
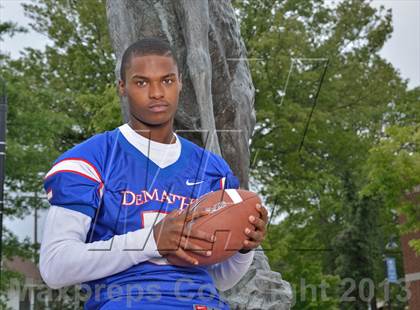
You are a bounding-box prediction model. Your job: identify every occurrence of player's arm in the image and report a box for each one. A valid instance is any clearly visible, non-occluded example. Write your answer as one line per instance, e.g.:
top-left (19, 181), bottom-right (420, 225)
top-left (206, 249), bottom-right (254, 291)
top-left (39, 206), bottom-right (161, 289)
top-left (206, 203), bottom-right (268, 291)
top-left (40, 155), bottom-right (164, 289)
top-left (205, 157), bottom-right (268, 291)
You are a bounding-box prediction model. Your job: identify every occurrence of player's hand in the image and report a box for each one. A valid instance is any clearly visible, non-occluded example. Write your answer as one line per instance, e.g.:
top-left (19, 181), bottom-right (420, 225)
top-left (240, 203), bottom-right (268, 253)
top-left (153, 208), bottom-right (216, 265)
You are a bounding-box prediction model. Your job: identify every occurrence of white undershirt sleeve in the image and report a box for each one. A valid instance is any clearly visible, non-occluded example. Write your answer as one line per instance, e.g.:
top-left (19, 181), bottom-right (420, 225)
top-left (206, 250), bottom-right (255, 291)
top-left (39, 206), bottom-right (162, 289)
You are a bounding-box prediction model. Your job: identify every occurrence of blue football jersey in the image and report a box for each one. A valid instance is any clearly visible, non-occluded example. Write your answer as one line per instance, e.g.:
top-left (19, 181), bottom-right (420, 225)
top-left (44, 125), bottom-right (239, 309)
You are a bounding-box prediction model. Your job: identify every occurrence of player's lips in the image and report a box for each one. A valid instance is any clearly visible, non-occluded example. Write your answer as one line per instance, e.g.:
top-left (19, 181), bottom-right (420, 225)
top-left (148, 101), bottom-right (169, 112)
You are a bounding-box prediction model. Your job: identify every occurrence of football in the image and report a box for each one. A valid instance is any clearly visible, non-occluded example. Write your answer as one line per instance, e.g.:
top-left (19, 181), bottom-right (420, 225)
top-left (166, 188), bottom-right (261, 266)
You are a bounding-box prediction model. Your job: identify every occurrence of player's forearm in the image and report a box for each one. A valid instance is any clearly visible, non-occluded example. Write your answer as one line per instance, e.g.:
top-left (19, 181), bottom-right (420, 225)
top-left (39, 206), bottom-right (161, 289)
top-left (207, 250), bottom-right (254, 291)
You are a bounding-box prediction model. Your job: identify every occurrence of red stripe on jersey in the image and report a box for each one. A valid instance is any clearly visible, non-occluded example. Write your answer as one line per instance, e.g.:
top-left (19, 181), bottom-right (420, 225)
top-left (45, 169), bottom-right (101, 185)
top-left (45, 158), bottom-right (103, 182)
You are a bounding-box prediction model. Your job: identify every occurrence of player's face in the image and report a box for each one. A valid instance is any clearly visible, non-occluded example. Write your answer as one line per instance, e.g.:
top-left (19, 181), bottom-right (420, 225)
top-left (119, 55), bottom-right (182, 127)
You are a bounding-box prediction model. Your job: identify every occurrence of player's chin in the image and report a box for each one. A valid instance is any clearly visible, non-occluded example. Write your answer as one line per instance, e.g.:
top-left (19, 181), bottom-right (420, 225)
top-left (142, 113), bottom-right (174, 127)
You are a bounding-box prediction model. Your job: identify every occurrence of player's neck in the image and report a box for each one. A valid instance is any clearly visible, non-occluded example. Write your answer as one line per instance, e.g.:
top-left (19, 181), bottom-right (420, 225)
top-left (128, 120), bottom-right (176, 144)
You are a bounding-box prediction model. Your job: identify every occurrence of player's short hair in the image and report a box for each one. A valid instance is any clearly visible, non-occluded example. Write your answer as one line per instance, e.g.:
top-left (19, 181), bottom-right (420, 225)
top-left (120, 37), bottom-right (179, 81)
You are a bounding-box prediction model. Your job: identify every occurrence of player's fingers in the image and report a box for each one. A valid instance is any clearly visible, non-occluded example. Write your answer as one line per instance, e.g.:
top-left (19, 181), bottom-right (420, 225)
top-left (181, 237), bottom-right (213, 257)
top-left (184, 228), bottom-right (215, 243)
top-left (242, 239), bottom-right (259, 250)
top-left (256, 204), bottom-right (269, 224)
top-left (168, 209), bottom-right (183, 218)
top-left (175, 248), bottom-right (199, 265)
top-left (249, 216), bottom-right (266, 233)
top-left (244, 228), bottom-right (264, 242)
top-left (172, 209), bottom-right (202, 224)
top-left (186, 209), bottom-right (210, 222)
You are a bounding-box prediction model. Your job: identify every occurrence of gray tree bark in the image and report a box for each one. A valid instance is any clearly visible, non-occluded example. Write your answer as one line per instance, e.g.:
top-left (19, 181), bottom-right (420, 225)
top-left (106, 1), bottom-right (292, 308)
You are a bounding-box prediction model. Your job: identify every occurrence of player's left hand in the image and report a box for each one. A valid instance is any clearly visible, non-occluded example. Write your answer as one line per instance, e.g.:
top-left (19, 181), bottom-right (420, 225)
top-left (240, 203), bottom-right (268, 252)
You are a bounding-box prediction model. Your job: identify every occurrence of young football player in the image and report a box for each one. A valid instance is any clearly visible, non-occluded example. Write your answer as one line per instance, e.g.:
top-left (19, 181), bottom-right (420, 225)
top-left (40, 37), bottom-right (268, 309)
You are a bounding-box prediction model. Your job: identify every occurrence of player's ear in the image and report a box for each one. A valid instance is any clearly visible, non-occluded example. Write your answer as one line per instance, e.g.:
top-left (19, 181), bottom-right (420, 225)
top-left (118, 79), bottom-right (126, 96)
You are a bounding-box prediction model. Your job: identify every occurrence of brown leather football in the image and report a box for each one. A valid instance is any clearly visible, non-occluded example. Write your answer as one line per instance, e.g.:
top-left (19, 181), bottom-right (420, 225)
top-left (166, 188), bottom-right (261, 266)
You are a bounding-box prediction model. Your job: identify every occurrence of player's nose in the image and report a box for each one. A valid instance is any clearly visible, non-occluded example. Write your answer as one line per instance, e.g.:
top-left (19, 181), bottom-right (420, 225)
top-left (149, 82), bottom-right (164, 99)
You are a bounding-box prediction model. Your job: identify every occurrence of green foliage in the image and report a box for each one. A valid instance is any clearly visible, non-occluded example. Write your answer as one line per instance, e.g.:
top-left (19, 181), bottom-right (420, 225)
top-left (409, 239), bottom-right (420, 253)
top-left (1, 0), bottom-right (119, 299)
top-left (361, 87), bottom-right (420, 253)
top-left (76, 84), bottom-right (122, 133)
top-left (0, 229), bottom-right (33, 308)
top-left (0, 20), bottom-right (27, 61)
top-left (264, 224), bottom-right (341, 309)
top-left (2, 0), bottom-right (119, 215)
top-left (234, 0), bottom-right (413, 308)
top-left (21, 0), bottom-right (119, 133)
top-left (0, 22), bottom-right (27, 40)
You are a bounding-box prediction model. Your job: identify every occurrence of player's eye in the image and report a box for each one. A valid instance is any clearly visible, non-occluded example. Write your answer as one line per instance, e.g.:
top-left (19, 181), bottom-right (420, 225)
top-left (136, 80), bottom-right (147, 87)
top-left (163, 78), bottom-right (174, 85)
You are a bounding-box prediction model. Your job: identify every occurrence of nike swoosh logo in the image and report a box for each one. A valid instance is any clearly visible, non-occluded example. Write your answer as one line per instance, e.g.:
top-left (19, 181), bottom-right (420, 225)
top-left (186, 180), bottom-right (204, 186)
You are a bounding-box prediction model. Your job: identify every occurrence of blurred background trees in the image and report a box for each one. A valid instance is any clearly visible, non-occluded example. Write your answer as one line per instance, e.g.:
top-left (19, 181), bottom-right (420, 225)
top-left (235, 0), bottom-right (417, 308)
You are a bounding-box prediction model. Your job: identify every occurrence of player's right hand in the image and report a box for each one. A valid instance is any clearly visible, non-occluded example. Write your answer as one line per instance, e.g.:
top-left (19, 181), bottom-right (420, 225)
top-left (152, 208), bottom-right (215, 265)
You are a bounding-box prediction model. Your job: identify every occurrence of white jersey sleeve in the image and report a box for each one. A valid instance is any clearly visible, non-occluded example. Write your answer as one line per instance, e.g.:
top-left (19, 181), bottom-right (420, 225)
top-left (206, 250), bottom-right (254, 291)
top-left (40, 206), bottom-right (254, 291)
top-left (39, 206), bottom-right (161, 289)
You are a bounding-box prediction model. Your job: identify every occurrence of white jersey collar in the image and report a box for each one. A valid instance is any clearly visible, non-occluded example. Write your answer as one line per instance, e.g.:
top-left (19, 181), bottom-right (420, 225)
top-left (118, 123), bottom-right (181, 169)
